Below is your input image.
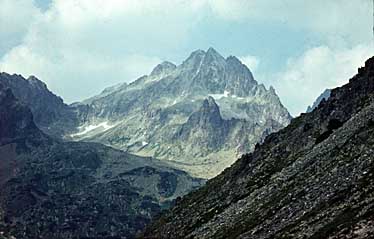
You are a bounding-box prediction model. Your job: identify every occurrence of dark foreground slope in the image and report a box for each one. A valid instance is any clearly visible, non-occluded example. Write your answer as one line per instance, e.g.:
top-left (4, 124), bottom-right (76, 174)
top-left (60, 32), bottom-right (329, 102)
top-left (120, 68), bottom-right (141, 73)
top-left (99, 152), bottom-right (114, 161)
top-left (143, 57), bottom-right (374, 239)
top-left (0, 84), bottom-right (203, 239)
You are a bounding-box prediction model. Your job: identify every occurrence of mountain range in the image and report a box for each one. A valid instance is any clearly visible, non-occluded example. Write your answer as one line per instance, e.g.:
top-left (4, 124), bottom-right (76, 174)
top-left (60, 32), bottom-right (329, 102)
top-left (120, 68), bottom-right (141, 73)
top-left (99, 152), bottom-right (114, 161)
top-left (142, 57), bottom-right (374, 239)
top-left (70, 48), bottom-right (291, 178)
top-left (0, 48), bottom-right (291, 238)
top-left (1, 48), bottom-right (373, 239)
top-left (0, 48), bottom-right (291, 179)
top-left (0, 82), bottom-right (203, 238)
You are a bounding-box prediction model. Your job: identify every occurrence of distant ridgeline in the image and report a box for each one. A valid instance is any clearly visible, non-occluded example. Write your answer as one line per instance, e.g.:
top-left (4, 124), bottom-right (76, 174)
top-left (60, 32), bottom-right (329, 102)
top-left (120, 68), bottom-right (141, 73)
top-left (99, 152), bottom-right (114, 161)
top-left (74, 48), bottom-right (291, 178)
top-left (306, 89), bottom-right (331, 113)
top-left (0, 48), bottom-right (291, 179)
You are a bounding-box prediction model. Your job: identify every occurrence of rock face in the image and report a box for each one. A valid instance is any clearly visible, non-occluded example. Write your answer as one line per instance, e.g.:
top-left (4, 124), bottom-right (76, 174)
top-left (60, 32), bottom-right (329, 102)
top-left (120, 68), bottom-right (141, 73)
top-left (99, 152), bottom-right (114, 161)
top-left (72, 48), bottom-right (291, 178)
top-left (0, 84), bottom-right (204, 239)
top-left (0, 73), bottom-right (79, 137)
top-left (142, 57), bottom-right (374, 239)
top-left (306, 89), bottom-right (332, 113)
top-left (0, 83), bottom-right (44, 145)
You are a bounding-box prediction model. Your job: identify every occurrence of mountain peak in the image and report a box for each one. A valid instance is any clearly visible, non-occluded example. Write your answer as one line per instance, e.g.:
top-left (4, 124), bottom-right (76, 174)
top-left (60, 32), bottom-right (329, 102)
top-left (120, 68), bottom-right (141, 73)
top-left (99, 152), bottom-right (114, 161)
top-left (179, 48), bottom-right (259, 97)
top-left (183, 96), bottom-right (222, 128)
top-left (72, 47), bottom-right (291, 179)
top-left (204, 47), bottom-right (225, 63)
top-left (226, 55), bottom-right (242, 65)
top-left (189, 49), bottom-right (206, 58)
top-left (178, 96), bottom-right (224, 141)
top-left (365, 55), bottom-right (374, 68)
top-left (0, 73), bottom-right (75, 137)
top-left (203, 96), bottom-right (219, 110)
top-left (183, 48), bottom-right (225, 66)
top-left (198, 96), bottom-right (222, 123)
top-left (150, 61), bottom-right (176, 76)
top-left (181, 49), bottom-right (206, 70)
top-left (206, 47), bottom-right (219, 56)
top-left (207, 47), bottom-right (216, 52)
top-left (27, 75), bottom-right (48, 90)
top-left (306, 89), bottom-right (331, 113)
top-left (269, 86), bottom-right (276, 94)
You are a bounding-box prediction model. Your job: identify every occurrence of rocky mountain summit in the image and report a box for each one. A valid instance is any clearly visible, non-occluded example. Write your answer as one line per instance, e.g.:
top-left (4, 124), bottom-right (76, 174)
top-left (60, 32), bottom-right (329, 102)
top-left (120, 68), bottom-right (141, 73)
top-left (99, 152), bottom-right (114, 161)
top-left (142, 57), bottom-right (374, 239)
top-left (0, 83), bottom-right (203, 238)
top-left (306, 89), bottom-right (332, 113)
top-left (72, 48), bottom-right (291, 178)
top-left (0, 73), bottom-right (79, 138)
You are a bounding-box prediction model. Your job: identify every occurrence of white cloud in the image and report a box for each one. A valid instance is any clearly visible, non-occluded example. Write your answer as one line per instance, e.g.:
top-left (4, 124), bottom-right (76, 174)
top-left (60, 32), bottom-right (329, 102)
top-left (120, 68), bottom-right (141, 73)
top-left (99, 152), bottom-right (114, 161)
top-left (0, 0), bottom-right (204, 102)
top-left (0, 0), bottom-right (372, 109)
top-left (0, 43), bottom-right (161, 102)
top-left (0, 0), bottom-right (41, 54)
top-left (239, 55), bottom-right (260, 73)
top-left (207, 0), bottom-right (372, 45)
top-left (273, 43), bottom-right (373, 116)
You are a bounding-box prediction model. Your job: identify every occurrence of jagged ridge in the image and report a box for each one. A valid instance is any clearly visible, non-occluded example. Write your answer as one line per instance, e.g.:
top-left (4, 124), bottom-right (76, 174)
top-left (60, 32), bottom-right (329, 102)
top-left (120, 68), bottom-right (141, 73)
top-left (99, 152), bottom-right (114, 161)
top-left (0, 73), bottom-right (79, 137)
top-left (71, 48), bottom-right (291, 178)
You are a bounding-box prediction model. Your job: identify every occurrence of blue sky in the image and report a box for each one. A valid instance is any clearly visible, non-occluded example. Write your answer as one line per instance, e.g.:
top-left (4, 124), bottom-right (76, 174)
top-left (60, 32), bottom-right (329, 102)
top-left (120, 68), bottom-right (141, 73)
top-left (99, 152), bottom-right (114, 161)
top-left (0, 0), bottom-right (372, 116)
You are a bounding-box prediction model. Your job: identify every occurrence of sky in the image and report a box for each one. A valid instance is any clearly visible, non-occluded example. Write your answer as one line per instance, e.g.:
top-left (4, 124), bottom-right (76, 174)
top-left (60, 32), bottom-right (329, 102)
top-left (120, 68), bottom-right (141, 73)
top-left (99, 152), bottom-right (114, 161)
top-left (0, 0), bottom-right (373, 116)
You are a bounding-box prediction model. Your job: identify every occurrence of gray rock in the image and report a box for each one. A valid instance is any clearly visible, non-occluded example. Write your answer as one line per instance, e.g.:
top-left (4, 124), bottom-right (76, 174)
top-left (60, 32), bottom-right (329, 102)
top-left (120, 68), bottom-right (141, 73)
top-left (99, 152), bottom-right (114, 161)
top-left (71, 48), bottom-right (291, 178)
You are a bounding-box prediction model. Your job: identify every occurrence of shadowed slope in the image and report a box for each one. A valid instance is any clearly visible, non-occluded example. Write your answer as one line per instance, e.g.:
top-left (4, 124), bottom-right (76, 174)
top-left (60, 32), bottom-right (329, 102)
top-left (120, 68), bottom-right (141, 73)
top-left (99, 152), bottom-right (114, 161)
top-left (0, 84), bottom-right (204, 239)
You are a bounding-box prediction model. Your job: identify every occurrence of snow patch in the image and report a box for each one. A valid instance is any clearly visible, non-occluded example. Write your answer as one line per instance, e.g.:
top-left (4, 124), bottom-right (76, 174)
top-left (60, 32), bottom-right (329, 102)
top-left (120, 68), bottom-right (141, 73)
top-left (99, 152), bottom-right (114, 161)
top-left (142, 141), bottom-right (148, 146)
top-left (209, 90), bottom-right (230, 100)
top-left (231, 94), bottom-right (245, 100)
top-left (71, 121), bottom-right (115, 137)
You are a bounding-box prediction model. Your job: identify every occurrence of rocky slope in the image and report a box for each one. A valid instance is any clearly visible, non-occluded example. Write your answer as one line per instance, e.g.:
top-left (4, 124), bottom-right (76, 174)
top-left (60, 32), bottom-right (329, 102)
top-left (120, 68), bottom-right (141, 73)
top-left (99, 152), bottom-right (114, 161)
top-left (72, 48), bottom-right (291, 178)
top-left (0, 83), bottom-right (203, 239)
top-left (306, 89), bottom-right (332, 113)
top-left (142, 57), bottom-right (374, 239)
top-left (0, 73), bottom-right (80, 137)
